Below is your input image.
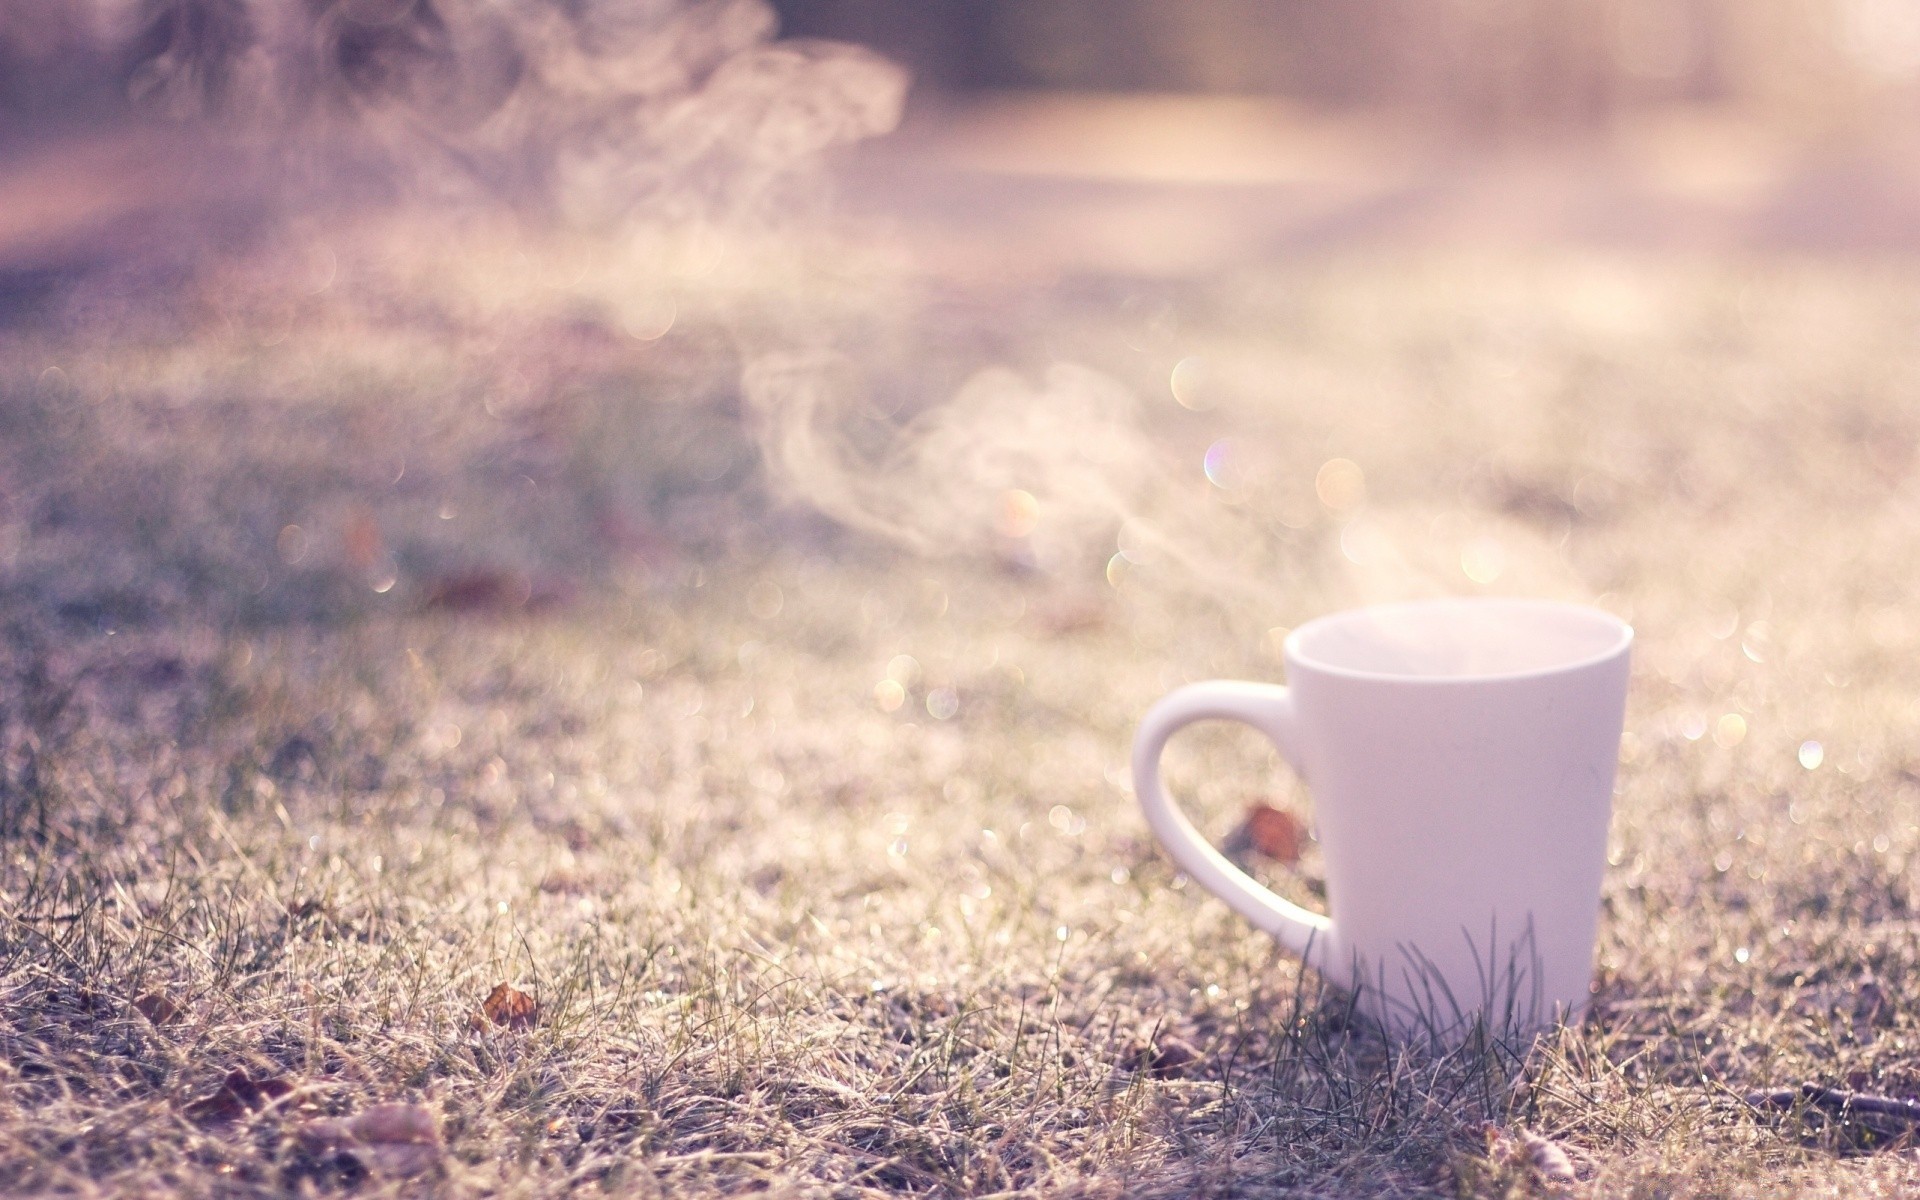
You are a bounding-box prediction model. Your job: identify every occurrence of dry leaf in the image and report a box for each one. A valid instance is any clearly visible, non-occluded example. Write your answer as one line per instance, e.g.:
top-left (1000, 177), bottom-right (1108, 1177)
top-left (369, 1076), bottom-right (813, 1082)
top-left (1131, 1033), bottom-right (1203, 1078)
top-left (1483, 1124), bottom-right (1578, 1187)
top-left (133, 991), bottom-right (179, 1026)
top-left (473, 982), bottom-right (540, 1031)
top-left (298, 1104), bottom-right (442, 1179)
top-left (185, 1068), bottom-right (294, 1125)
top-left (418, 567), bottom-right (570, 616)
top-left (1222, 802), bottom-right (1304, 866)
top-left (423, 569), bottom-right (532, 613)
top-left (1518, 1129), bottom-right (1578, 1186)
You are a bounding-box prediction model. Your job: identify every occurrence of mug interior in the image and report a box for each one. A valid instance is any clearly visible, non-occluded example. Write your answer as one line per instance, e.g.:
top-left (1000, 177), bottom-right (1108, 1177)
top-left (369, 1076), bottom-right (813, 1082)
top-left (1286, 598), bottom-right (1630, 681)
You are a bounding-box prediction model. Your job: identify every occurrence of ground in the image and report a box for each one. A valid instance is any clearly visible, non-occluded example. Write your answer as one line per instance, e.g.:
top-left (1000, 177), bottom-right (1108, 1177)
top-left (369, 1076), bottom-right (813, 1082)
top-left (5, 98), bottom-right (1920, 1197)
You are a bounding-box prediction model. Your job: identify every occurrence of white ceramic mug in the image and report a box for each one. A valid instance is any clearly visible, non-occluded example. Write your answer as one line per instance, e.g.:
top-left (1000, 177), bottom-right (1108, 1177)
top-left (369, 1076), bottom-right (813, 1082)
top-left (1132, 598), bottom-right (1632, 1037)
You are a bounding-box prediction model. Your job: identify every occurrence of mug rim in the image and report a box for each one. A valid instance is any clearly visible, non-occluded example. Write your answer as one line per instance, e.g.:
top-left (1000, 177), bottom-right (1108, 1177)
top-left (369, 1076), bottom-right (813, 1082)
top-left (1283, 597), bottom-right (1633, 685)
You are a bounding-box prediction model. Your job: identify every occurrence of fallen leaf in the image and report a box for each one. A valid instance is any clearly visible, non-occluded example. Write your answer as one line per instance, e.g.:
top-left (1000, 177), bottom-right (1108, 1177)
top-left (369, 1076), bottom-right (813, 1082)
top-left (133, 991), bottom-right (179, 1026)
top-left (1518, 1128), bottom-right (1578, 1186)
top-left (1222, 802), bottom-right (1304, 866)
top-left (423, 568), bottom-right (575, 615)
top-left (1483, 1124), bottom-right (1579, 1187)
top-left (423, 569), bottom-right (532, 613)
top-left (474, 981), bottom-right (539, 1031)
top-left (185, 1068), bottom-right (295, 1125)
top-left (1131, 1033), bottom-right (1203, 1078)
top-left (298, 1103), bottom-right (442, 1179)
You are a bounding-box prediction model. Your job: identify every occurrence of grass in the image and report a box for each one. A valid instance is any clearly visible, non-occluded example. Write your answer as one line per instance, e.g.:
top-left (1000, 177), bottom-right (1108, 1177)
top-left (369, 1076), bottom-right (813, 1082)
top-left (4, 198), bottom-right (1920, 1195)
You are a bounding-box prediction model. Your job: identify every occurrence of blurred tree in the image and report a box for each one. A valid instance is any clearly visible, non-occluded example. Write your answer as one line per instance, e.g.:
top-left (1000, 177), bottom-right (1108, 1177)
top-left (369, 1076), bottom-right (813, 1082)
top-left (2, 1), bottom-right (1914, 141)
top-left (0, 0), bottom-right (119, 128)
top-left (772, 0), bottom-right (1920, 138)
top-left (770, 0), bottom-right (1372, 95)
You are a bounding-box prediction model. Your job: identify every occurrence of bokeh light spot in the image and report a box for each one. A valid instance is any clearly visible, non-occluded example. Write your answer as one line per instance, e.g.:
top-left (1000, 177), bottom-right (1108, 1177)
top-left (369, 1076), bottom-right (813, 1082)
top-left (623, 295), bottom-right (677, 341)
top-left (748, 581), bottom-right (784, 619)
top-left (1461, 537), bottom-right (1506, 584)
top-left (1799, 740), bottom-right (1824, 770)
top-left (926, 687), bottom-right (959, 720)
top-left (873, 679), bottom-right (905, 712)
top-left (1339, 519), bottom-right (1389, 566)
top-left (998, 489), bottom-right (1040, 538)
top-left (1714, 713), bottom-right (1747, 748)
top-left (1265, 626), bottom-right (1290, 660)
top-left (1117, 520), bottom-right (1156, 565)
top-left (1170, 356), bottom-right (1212, 410)
top-left (276, 524), bottom-right (308, 565)
top-left (1315, 458), bottom-right (1366, 510)
top-left (1203, 438), bottom-right (1238, 489)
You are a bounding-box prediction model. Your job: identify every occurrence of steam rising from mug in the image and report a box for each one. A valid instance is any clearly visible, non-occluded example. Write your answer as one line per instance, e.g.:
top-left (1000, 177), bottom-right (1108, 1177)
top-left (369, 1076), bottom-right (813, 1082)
top-left (742, 353), bottom-right (1289, 596)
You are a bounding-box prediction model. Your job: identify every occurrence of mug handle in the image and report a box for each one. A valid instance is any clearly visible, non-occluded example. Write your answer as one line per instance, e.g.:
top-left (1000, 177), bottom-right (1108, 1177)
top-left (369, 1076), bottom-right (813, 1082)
top-left (1131, 681), bottom-right (1333, 967)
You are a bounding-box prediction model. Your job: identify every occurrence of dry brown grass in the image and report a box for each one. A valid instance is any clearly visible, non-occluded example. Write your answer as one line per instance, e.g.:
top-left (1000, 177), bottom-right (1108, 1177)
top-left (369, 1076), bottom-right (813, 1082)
top-left (5, 208), bottom-right (1920, 1197)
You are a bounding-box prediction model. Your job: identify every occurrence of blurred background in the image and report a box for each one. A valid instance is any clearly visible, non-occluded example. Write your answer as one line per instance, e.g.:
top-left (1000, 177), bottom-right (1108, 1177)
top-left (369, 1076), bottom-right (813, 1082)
top-left (4, 0), bottom-right (1920, 628)
top-left (11, 0), bottom-right (1920, 274)
top-left (778, 0), bottom-right (1790, 117)
top-left (783, 0), bottom-right (1920, 270)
